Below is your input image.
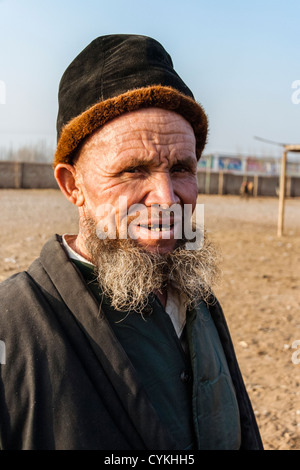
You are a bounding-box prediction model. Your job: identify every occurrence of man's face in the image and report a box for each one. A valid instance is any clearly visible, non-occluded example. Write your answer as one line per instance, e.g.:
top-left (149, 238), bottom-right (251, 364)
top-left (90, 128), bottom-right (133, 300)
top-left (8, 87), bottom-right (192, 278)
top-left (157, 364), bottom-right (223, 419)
top-left (75, 108), bottom-right (198, 254)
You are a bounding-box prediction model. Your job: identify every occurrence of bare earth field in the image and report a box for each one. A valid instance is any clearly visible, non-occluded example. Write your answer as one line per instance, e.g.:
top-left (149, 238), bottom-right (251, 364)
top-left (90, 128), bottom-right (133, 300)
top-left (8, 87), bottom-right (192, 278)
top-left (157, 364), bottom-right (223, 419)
top-left (0, 189), bottom-right (299, 450)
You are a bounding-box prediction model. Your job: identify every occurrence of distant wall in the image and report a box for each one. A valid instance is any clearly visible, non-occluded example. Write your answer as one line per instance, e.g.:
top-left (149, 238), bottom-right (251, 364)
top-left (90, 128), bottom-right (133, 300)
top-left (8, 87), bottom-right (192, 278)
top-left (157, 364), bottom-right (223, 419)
top-left (0, 161), bottom-right (58, 189)
top-left (0, 162), bottom-right (299, 197)
top-left (197, 171), bottom-right (300, 197)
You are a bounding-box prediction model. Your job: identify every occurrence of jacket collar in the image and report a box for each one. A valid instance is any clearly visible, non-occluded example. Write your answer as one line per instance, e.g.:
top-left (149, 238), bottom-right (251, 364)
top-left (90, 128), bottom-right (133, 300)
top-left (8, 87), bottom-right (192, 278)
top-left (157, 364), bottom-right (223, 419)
top-left (38, 234), bottom-right (179, 450)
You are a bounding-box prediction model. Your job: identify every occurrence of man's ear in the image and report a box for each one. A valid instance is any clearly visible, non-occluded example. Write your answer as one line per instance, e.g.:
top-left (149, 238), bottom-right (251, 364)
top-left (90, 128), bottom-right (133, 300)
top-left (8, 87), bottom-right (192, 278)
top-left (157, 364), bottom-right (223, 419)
top-left (54, 163), bottom-right (85, 207)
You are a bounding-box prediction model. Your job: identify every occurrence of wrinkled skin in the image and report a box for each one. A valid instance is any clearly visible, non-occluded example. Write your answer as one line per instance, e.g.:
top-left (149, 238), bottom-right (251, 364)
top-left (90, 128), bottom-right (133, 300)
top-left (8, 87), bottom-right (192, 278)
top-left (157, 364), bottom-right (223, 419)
top-left (55, 108), bottom-right (198, 257)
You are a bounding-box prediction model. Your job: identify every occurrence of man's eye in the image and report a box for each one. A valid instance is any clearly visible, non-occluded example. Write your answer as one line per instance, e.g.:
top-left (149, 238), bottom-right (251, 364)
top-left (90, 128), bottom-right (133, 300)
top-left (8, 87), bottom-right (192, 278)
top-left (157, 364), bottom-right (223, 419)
top-left (121, 166), bottom-right (148, 175)
top-left (172, 165), bottom-right (191, 173)
top-left (123, 167), bottom-right (141, 174)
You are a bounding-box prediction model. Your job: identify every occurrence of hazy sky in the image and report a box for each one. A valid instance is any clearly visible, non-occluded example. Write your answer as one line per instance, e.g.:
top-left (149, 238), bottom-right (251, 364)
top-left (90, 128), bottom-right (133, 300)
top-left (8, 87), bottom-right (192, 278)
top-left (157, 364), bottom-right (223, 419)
top-left (0, 0), bottom-right (299, 158)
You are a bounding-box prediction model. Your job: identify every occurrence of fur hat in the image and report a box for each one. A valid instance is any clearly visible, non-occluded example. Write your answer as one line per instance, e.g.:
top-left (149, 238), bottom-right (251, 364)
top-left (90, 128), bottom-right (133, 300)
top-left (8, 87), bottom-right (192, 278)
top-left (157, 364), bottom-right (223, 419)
top-left (54, 34), bottom-right (208, 167)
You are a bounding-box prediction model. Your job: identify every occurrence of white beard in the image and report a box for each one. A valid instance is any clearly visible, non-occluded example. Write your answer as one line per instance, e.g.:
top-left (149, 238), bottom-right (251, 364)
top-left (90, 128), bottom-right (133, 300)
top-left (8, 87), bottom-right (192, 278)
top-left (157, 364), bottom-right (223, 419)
top-left (83, 218), bottom-right (220, 314)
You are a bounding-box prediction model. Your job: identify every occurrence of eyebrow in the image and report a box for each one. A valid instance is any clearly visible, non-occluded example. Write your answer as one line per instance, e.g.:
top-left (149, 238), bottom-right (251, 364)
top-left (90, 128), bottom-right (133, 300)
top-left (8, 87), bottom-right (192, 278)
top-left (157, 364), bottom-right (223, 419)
top-left (118, 155), bottom-right (197, 170)
top-left (173, 155), bottom-right (197, 168)
top-left (120, 156), bottom-right (152, 169)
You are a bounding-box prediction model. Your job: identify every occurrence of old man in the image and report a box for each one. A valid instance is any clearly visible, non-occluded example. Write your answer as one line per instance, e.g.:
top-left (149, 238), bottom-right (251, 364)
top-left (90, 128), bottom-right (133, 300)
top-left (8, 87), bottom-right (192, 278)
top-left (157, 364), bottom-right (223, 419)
top-left (0, 35), bottom-right (263, 450)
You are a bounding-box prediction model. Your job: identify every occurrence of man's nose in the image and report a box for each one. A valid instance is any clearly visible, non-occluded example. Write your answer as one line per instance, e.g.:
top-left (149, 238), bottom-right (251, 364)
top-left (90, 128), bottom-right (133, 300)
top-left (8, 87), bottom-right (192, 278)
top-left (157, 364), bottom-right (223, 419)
top-left (144, 172), bottom-right (180, 207)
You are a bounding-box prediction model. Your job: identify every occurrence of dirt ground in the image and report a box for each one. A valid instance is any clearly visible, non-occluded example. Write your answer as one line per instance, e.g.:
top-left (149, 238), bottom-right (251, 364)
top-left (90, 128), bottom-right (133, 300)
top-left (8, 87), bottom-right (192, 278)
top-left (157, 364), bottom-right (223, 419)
top-left (0, 189), bottom-right (299, 450)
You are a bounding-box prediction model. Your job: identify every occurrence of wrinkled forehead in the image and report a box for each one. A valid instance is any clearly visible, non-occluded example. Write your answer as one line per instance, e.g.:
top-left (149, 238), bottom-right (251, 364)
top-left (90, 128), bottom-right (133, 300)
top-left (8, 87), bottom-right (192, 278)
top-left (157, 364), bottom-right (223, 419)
top-left (75, 108), bottom-right (197, 167)
top-left (99, 107), bottom-right (195, 136)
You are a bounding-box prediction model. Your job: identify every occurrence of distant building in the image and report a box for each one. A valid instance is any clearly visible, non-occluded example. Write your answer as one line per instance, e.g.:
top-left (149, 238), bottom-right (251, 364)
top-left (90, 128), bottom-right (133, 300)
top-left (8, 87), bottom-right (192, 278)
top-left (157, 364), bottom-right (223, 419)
top-left (198, 153), bottom-right (300, 177)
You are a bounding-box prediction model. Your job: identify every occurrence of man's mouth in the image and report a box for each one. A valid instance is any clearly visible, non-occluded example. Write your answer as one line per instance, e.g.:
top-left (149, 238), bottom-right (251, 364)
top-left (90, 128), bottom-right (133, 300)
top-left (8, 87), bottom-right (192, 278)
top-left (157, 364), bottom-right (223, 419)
top-left (131, 219), bottom-right (180, 242)
top-left (139, 223), bottom-right (175, 232)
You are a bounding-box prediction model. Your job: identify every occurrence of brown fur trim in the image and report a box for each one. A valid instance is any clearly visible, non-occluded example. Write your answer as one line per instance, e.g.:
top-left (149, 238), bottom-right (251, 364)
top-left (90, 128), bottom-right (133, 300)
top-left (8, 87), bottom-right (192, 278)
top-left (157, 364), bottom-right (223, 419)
top-left (53, 85), bottom-right (208, 167)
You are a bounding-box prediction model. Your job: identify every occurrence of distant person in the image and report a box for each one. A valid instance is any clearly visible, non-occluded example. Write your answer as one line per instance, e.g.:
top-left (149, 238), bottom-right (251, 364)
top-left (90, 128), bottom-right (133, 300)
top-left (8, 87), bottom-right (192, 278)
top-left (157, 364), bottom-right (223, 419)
top-left (247, 181), bottom-right (254, 196)
top-left (0, 35), bottom-right (263, 450)
top-left (240, 181), bottom-right (254, 199)
top-left (240, 181), bottom-right (249, 198)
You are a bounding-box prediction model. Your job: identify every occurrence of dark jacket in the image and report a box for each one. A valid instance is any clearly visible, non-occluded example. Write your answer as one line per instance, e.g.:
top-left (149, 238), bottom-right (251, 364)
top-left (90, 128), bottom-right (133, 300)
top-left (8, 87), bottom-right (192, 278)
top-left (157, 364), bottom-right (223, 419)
top-left (0, 235), bottom-right (263, 450)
